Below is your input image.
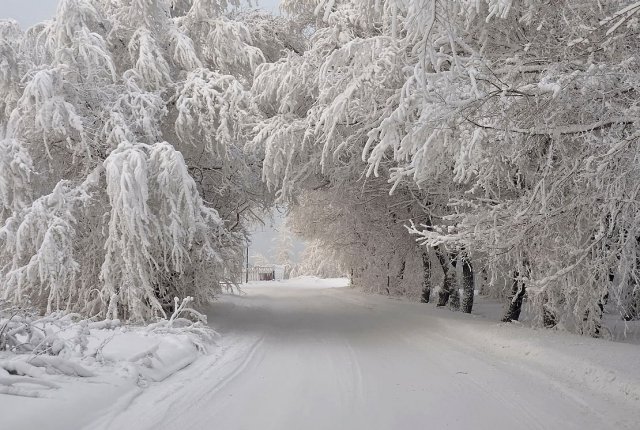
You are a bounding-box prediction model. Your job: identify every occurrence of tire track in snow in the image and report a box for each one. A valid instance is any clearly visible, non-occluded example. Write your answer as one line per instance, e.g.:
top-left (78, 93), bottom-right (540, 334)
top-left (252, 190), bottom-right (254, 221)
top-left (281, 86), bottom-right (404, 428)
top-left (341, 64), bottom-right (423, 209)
top-left (154, 335), bottom-right (266, 430)
top-left (86, 335), bottom-right (265, 430)
top-left (345, 340), bottom-right (365, 405)
top-left (81, 387), bottom-right (144, 430)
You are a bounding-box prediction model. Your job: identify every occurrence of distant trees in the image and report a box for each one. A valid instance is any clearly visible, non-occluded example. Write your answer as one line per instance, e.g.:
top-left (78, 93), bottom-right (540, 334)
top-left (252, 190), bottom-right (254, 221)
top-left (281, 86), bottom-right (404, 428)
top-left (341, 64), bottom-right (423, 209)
top-left (251, 252), bottom-right (269, 267)
top-left (292, 239), bottom-right (344, 279)
top-left (286, 184), bottom-right (434, 300)
top-left (273, 223), bottom-right (295, 278)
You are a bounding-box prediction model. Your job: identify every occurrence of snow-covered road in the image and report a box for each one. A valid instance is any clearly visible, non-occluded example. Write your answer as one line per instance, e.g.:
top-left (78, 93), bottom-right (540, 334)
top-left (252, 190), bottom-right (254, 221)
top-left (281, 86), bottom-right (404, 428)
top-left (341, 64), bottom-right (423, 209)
top-left (86, 280), bottom-right (640, 430)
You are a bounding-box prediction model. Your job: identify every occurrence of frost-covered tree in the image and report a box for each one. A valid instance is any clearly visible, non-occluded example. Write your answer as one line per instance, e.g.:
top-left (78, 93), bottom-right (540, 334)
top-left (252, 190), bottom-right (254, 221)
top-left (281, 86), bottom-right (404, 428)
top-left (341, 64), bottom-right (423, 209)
top-left (100, 141), bottom-right (240, 320)
top-left (251, 252), bottom-right (269, 267)
top-left (6, 0), bottom-right (640, 338)
top-left (0, 20), bottom-right (24, 128)
top-left (374, 0), bottom-right (640, 334)
top-left (286, 181), bottom-right (438, 301)
top-left (0, 0), bottom-right (294, 320)
top-left (293, 239), bottom-right (344, 279)
top-left (250, 0), bottom-right (462, 306)
top-left (251, 0), bottom-right (640, 335)
top-left (273, 223), bottom-right (296, 279)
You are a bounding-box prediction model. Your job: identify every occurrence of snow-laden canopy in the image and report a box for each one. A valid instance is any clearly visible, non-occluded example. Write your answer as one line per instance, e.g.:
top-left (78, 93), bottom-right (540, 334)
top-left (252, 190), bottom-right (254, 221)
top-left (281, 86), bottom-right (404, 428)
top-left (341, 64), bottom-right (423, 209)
top-left (251, 0), bottom-right (640, 335)
top-left (0, 0), bottom-right (299, 320)
top-left (2, 0), bottom-right (640, 336)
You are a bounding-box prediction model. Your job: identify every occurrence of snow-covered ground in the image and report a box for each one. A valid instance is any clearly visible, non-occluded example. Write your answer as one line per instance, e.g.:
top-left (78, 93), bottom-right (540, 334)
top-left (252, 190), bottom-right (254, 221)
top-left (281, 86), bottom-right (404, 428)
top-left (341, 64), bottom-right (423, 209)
top-left (3, 277), bottom-right (640, 429)
top-left (244, 275), bottom-right (350, 289)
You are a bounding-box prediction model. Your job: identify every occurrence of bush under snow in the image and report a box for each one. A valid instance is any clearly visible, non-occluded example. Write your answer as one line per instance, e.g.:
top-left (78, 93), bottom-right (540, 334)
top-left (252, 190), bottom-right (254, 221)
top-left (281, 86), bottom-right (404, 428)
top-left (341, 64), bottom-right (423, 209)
top-left (0, 297), bottom-right (216, 398)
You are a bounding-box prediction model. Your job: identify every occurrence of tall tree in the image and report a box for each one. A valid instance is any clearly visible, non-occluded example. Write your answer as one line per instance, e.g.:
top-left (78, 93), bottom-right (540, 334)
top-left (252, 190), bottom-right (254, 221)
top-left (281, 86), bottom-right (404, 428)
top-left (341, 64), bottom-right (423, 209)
top-left (0, 0), bottom-right (297, 320)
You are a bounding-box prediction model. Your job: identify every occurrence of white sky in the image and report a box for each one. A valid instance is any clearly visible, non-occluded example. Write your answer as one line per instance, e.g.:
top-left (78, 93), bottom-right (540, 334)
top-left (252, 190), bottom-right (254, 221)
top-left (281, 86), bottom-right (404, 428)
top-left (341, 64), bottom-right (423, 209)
top-left (2, 0), bottom-right (60, 27)
top-left (1, 0), bottom-right (303, 266)
top-left (1, 0), bottom-right (281, 28)
top-left (249, 209), bottom-right (306, 264)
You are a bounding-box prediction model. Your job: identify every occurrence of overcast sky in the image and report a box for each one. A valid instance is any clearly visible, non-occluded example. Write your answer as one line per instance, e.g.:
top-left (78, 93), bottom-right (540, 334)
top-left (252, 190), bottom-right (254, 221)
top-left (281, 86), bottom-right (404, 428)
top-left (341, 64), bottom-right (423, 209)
top-left (1, 0), bottom-right (303, 266)
top-left (2, 0), bottom-right (281, 28)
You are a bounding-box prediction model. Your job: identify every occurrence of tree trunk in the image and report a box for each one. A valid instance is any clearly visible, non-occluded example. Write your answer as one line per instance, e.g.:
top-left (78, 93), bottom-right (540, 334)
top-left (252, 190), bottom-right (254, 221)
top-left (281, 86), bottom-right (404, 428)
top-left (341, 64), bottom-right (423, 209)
top-left (540, 290), bottom-right (557, 328)
top-left (543, 305), bottom-right (556, 328)
top-left (398, 260), bottom-right (406, 280)
top-left (461, 255), bottom-right (474, 313)
top-left (448, 251), bottom-right (460, 311)
top-left (449, 288), bottom-right (461, 311)
top-left (583, 292), bottom-right (608, 337)
top-left (395, 259), bottom-right (406, 295)
top-left (479, 268), bottom-right (489, 295)
top-left (420, 251), bottom-right (431, 303)
top-left (386, 262), bottom-right (390, 295)
top-left (434, 246), bottom-right (457, 307)
top-left (502, 270), bottom-right (526, 322)
top-left (594, 293), bottom-right (607, 336)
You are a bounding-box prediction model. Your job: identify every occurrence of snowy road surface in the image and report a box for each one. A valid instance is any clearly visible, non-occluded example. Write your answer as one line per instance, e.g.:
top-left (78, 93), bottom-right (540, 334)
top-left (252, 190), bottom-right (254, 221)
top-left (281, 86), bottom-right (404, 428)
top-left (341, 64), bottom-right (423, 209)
top-left (84, 279), bottom-right (639, 430)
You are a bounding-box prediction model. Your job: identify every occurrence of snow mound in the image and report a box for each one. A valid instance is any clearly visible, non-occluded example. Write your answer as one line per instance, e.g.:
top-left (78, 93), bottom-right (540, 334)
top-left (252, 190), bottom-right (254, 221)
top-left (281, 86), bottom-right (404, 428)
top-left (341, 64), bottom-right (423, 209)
top-left (0, 299), bottom-right (217, 429)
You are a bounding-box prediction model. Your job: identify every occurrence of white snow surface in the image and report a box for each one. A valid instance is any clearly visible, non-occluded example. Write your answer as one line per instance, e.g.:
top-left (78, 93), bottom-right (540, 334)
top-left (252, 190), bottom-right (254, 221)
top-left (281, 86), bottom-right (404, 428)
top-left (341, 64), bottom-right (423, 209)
top-left (247, 275), bottom-right (350, 289)
top-left (4, 277), bottom-right (640, 430)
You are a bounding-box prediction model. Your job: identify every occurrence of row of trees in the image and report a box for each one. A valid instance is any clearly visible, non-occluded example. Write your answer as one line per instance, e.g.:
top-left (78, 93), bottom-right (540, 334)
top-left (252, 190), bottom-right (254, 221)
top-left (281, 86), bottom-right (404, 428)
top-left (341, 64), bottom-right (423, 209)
top-left (251, 0), bottom-right (640, 336)
top-left (2, 0), bottom-right (639, 336)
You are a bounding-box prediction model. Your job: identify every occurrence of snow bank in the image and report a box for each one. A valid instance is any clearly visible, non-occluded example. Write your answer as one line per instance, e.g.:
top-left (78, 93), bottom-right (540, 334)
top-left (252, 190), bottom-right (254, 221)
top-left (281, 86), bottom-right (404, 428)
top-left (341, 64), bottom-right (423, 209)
top-left (386, 294), bottom-right (640, 408)
top-left (442, 316), bottom-right (640, 405)
top-left (0, 299), bottom-right (216, 430)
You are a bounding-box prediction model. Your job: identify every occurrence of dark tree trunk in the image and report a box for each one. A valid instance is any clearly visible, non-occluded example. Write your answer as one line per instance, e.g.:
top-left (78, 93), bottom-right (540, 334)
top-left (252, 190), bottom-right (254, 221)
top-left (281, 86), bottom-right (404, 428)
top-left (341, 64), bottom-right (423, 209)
top-left (502, 270), bottom-right (526, 322)
top-left (420, 252), bottom-right (432, 303)
top-left (543, 305), bottom-right (556, 328)
top-left (461, 255), bottom-right (474, 313)
top-left (395, 259), bottom-right (406, 295)
top-left (434, 246), bottom-right (457, 308)
top-left (386, 262), bottom-right (391, 295)
top-left (583, 292), bottom-right (608, 337)
top-left (448, 251), bottom-right (460, 311)
top-left (594, 292), bottom-right (608, 336)
top-left (540, 290), bottom-right (557, 328)
top-left (398, 260), bottom-right (406, 280)
top-left (479, 268), bottom-right (489, 295)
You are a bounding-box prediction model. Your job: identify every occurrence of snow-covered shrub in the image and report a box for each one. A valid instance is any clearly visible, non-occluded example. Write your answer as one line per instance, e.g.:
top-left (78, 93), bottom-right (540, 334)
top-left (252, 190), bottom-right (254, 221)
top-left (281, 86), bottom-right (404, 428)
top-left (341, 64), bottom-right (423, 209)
top-left (144, 297), bottom-right (217, 353)
top-left (0, 301), bottom-right (96, 397)
top-left (0, 297), bottom-right (216, 397)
